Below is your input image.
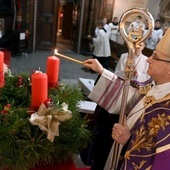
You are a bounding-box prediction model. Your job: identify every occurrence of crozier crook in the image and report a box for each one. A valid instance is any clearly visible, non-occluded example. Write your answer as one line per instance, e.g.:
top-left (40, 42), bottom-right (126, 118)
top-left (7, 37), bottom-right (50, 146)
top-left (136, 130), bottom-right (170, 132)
top-left (110, 8), bottom-right (154, 170)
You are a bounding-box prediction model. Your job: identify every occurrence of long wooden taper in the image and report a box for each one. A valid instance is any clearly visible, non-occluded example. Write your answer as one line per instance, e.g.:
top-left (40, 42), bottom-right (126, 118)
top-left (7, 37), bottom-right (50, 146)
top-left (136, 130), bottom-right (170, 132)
top-left (55, 50), bottom-right (84, 64)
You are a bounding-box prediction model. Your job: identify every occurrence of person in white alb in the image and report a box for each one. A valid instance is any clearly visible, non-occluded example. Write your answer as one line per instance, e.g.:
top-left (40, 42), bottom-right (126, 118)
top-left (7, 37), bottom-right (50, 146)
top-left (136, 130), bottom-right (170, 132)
top-left (109, 17), bottom-right (119, 42)
top-left (93, 20), bottom-right (111, 70)
top-left (128, 15), bottom-right (145, 33)
top-left (83, 28), bottom-right (170, 170)
top-left (158, 22), bottom-right (169, 40)
top-left (95, 17), bottom-right (111, 37)
top-left (115, 42), bottom-right (150, 82)
top-left (146, 19), bottom-right (163, 50)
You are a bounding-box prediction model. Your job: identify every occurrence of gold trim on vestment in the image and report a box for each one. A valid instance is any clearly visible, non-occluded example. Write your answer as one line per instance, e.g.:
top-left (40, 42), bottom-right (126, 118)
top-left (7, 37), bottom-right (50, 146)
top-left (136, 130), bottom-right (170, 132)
top-left (143, 93), bottom-right (170, 109)
top-left (156, 143), bottom-right (170, 154)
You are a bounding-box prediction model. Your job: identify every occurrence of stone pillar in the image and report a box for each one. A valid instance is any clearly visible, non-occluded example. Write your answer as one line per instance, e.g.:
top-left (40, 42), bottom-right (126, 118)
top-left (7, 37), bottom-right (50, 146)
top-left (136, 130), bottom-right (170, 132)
top-left (87, 0), bottom-right (95, 36)
top-left (102, 0), bottom-right (115, 22)
top-left (160, 0), bottom-right (170, 22)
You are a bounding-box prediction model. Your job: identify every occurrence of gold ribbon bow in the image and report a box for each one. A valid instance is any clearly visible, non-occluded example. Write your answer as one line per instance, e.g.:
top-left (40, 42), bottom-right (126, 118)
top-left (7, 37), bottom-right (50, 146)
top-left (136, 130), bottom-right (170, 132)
top-left (29, 103), bottom-right (73, 142)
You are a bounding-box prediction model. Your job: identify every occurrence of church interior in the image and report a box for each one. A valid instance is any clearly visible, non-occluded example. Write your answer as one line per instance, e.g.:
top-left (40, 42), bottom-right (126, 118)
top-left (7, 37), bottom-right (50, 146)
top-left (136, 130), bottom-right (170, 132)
top-left (0, 0), bottom-right (170, 169)
top-left (1, 0), bottom-right (169, 69)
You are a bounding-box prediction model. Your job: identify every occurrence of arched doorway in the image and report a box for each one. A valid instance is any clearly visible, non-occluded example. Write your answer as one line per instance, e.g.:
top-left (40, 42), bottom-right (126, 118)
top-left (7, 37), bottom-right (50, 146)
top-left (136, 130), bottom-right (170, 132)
top-left (36, 0), bottom-right (58, 50)
top-left (56, 0), bottom-right (74, 52)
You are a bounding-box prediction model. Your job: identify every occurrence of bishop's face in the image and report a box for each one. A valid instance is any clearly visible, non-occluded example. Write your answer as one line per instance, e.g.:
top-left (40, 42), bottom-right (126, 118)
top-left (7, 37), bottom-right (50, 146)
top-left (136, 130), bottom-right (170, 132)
top-left (147, 50), bottom-right (170, 84)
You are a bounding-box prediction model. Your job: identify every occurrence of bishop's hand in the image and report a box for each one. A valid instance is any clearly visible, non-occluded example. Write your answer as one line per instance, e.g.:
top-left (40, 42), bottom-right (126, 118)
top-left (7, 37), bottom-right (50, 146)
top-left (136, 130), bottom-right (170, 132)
top-left (83, 59), bottom-right (104, 75)
top-left (112, 116), bottom-right (131, 145)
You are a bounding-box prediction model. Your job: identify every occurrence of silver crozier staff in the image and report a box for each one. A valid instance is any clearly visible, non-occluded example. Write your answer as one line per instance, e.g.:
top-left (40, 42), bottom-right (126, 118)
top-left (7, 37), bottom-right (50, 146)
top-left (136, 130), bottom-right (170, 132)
top-left (110, 8), bottom-right (154, 170)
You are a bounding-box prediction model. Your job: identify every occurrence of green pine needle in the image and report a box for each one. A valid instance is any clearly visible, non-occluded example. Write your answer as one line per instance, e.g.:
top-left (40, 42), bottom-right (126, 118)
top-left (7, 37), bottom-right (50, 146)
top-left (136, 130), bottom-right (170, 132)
top-left (0, 73), bottom-right (91, 169)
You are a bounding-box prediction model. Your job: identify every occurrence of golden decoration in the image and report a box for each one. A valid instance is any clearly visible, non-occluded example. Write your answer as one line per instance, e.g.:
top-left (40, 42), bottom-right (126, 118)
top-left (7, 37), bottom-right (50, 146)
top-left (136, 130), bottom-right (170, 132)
top-left (143, 95), bottom-right (156, 107)
top-left (139, 84), bottom-right (152, 94)
top-left (29, 103), bottom-right (73, 142)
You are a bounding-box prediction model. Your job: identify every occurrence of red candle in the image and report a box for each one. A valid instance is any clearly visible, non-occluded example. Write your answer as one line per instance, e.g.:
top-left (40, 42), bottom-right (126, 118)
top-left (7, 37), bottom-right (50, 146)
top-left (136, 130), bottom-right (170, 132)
top-left (46, 55), bottom-right (60, 88)
top-left (0, 51), bottom-right (4, 88)
top-left (31, 71), bottom-right (48, 110)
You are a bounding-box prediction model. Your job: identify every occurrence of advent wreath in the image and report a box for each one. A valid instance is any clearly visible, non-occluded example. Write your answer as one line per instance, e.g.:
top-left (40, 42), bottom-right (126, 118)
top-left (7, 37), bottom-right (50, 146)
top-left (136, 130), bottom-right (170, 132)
top-left (0, 72), bottom-right (91, 170)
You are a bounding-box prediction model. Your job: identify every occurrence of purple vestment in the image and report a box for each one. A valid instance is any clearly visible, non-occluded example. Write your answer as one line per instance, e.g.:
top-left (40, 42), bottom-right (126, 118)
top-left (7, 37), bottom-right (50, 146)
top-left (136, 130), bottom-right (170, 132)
top-left (121, 96), bottom-right (170, 170)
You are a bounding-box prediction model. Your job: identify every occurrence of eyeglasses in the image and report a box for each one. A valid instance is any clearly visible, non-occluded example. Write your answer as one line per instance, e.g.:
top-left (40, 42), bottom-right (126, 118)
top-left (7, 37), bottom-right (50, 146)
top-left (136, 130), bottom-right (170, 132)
top-left (152, 56), bottom-right (170, 63)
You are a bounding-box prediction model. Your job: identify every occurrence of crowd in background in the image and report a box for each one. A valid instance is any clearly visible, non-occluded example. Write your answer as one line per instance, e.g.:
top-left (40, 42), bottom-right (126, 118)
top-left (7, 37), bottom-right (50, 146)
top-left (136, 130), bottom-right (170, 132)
top-left (93, 16), bottom-right (169, 52)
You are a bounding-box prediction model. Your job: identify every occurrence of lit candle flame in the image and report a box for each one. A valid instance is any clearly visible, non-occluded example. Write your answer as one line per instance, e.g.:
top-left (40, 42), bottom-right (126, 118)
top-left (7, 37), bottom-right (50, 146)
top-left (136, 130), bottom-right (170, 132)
top-left (54, 49), bottom-right (57, 56)
top-left (53, 49), bottom-right (83, 64)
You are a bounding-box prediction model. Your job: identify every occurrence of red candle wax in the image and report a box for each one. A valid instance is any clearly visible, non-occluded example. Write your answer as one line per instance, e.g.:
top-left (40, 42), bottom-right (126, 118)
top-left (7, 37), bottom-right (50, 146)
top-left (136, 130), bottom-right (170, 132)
top-left (31, 71), bottom-right (48, 110)
top-left (46, 55), bottom-right (60, 88)
top-left (0, 51), bottom-right (4, 88)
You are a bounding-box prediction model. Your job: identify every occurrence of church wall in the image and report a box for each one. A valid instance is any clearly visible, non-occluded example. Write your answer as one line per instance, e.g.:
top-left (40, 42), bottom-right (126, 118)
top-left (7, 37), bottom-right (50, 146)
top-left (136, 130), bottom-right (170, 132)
top-left (112, 0), bottom-right (160, 21)
top-left (112, 0), bottom-right (129, 20)
top-left (146, 0), bottom-right (160, 20)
